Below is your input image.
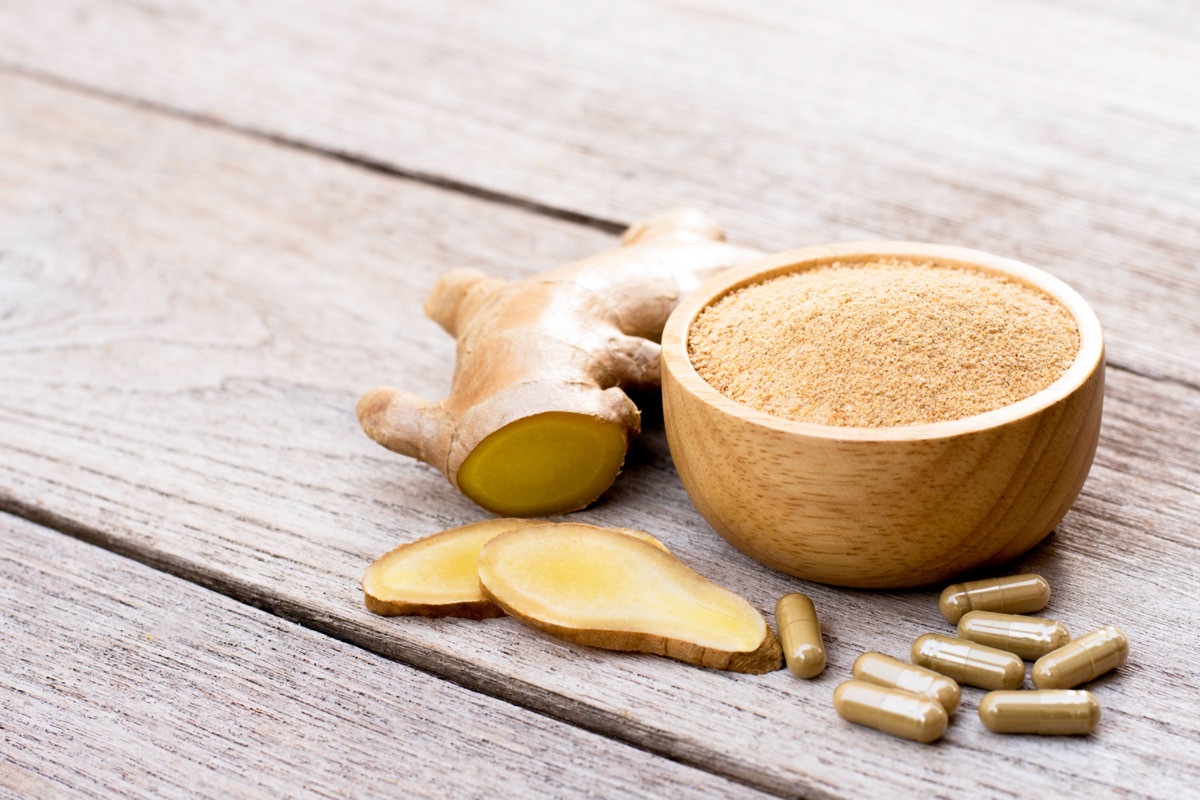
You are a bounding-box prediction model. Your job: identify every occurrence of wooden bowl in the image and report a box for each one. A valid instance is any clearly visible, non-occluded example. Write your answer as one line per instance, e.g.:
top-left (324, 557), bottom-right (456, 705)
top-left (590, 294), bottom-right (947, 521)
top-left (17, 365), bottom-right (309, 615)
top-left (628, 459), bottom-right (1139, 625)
top-left (660, 243), bottom-right (1104, 588)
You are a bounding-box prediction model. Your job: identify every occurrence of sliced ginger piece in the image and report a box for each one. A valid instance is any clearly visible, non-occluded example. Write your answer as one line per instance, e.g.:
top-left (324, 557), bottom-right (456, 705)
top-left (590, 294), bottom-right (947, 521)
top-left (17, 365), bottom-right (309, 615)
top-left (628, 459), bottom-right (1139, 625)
top-left (363, 519), bottom-right (536, 618)
top-left (363, 519), bottom-right (667, 618)
top-left (477, 523), bottom-right (783, 674)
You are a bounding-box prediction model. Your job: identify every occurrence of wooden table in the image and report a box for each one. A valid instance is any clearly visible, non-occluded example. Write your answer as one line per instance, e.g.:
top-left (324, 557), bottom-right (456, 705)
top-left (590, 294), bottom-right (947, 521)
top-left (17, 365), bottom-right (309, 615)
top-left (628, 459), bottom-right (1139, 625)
top-left (3, 2), bottom-right (1198, 797)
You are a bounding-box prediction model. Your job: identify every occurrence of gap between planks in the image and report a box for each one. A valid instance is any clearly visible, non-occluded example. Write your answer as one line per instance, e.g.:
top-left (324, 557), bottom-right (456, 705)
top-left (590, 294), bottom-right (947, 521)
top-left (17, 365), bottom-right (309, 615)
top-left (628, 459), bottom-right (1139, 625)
top-left (0, 61), bottom-right (626, 237)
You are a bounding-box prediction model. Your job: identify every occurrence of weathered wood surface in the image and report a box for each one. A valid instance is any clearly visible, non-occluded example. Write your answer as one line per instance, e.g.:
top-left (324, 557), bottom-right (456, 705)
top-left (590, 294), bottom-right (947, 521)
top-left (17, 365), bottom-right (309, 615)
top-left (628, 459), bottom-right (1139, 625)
top-left (2, 73), bottom-right (1199, 799)
top-left (2, 0), bottom-right (1199, 385)
top-left (0, 513), bottom-right (765, 800)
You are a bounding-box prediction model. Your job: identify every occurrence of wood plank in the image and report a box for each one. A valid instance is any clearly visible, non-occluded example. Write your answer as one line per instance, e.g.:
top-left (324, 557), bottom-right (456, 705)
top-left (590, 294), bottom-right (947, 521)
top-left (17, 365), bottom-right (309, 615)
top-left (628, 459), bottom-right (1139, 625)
top-left (2, 73), bottom-right (1199, 798)
top-left (1040, 0), bottom-right (1200, 32)
top-left (2, 0), bottom-right (1199, 384)
top-left (0, 513), bottom-right (768, 800)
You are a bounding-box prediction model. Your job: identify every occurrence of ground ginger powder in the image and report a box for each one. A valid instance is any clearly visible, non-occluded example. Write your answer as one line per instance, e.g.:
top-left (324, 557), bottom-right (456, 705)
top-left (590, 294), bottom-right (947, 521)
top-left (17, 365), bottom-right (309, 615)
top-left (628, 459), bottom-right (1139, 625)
top-left (687, 260), bottom-right (1081, 427)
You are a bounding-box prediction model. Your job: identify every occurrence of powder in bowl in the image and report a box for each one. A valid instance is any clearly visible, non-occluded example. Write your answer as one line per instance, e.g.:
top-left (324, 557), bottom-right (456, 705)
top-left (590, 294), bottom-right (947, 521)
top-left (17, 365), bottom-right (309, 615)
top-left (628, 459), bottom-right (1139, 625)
top-left (687, 259), bottom-right (1080, 427)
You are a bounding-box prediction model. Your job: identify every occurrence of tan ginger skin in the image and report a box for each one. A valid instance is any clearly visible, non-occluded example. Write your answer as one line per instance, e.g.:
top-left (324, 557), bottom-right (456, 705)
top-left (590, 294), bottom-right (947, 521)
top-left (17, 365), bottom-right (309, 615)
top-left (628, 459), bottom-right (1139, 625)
top-left (357, 209), bottom-right (761, 516)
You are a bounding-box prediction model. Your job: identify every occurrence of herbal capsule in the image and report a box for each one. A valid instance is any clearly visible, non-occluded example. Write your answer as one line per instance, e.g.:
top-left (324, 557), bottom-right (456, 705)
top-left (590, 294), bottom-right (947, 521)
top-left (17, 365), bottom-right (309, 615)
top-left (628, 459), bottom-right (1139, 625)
top-left (775, 593), bottom-right (825, 678)
top-left (1033, 626), bottom-right (1128, 689)
top-left (957, 611), bottom-right (1071, 661)
top-left (833, 680), bottom-right (948, 743)
top-left (938, 574), bottom-right (1051, 624)
top-left (978, 690), bottom-right (1101, 735)
top-left (911, 633), bottom-right (1024, 690)
top-left (852, 652), bottom-right (961, 714)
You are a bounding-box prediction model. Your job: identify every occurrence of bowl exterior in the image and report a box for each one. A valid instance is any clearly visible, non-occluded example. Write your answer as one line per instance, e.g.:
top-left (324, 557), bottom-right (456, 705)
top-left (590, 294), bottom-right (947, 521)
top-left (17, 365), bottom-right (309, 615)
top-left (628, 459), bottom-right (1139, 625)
top-left (662, 356), bottom-right (1104, 588)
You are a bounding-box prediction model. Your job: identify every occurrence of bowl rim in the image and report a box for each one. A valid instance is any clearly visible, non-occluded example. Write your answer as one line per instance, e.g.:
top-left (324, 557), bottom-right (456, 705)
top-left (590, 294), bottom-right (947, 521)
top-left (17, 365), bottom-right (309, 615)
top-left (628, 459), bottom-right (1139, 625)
top-left (662, 241), bottom-right (1105, 442)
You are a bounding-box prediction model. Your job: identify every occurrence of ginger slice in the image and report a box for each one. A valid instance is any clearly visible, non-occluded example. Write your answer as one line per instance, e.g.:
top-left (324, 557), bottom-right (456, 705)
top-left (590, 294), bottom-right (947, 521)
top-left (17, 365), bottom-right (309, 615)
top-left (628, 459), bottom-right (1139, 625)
top-left (363, 519), bottom-right (536, 618)
top-left (477, 523), bottom-right (783, 674)
top-left (363, 519), bottom-right (667, 618)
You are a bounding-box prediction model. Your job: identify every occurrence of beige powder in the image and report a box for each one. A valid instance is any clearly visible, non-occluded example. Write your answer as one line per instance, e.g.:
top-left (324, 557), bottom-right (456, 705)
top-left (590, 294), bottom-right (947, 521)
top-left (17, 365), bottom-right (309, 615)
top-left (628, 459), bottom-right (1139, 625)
top-left (688, 260), bottom-right (1081, 427)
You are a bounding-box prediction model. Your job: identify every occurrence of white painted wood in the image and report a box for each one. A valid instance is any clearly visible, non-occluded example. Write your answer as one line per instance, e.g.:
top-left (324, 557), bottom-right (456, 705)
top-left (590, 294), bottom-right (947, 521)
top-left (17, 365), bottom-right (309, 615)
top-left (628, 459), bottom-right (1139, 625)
top-left (0, 513), bottom-right (767, 800)
top-left (1, 0), bottom-right (1198, 385)
top-left (1, 74), bottom-right (1198, 798)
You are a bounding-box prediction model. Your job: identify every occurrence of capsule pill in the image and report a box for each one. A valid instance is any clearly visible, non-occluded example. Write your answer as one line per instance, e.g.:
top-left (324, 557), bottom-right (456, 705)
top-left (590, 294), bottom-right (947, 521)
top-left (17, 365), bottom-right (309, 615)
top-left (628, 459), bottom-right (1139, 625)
top-left (911, 633), bottom-right (1024, 690)
top-left (852, 652), bottom-right (961, 714)
top-left (1033, 626), bottom-right (1128, 689)
top-left (957, 611), bottom-right (1071, 661)
top-left (775, 593), bottom-right (825, 679)
top-left (833, 680), bottom-right (948, 743)
top-left (938, 574), bottom-right (1051, 624)
top-left (978, 690), bottom-right (1101, 735)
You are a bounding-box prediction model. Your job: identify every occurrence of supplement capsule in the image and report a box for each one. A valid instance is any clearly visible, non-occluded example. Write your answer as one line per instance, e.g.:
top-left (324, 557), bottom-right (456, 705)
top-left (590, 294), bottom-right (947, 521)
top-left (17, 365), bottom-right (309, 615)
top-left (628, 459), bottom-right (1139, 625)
top-left (852, 652), bottom-right (961, 714)
top-left (938, 574), bottom-right (1051, 624)
top-left (957, 611), bottom-right (1071, 661)
top-left (775, 593), bottom-right (825, 678)
top-left (978, 690), bottom-right (1101, 735)
top-left (833, 680), bottom-right (948, 743)
top-left (911, 633), bottom-right (1024, 690)
top-left (1033, 626), bottom-right (1128, 689)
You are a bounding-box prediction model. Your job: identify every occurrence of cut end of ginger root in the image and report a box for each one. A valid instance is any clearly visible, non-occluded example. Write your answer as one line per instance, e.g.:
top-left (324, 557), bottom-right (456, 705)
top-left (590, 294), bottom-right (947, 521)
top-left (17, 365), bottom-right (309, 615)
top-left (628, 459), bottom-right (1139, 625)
top-left (455, 412), bottom-right (630, 516)
top-left (477, 523), bottom-right (783, 674)
top-left (362, 519), bottom-right (669, 619)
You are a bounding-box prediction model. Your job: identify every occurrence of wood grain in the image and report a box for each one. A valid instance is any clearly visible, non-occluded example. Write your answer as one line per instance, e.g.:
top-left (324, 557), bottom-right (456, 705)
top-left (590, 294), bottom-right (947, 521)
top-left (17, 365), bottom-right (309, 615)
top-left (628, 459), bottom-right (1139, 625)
top-left (1, 0), bottom-right (1199, 385)
top-left (0, 513), bottom-right (766, 800)
top-left (1, 73), bottom-right (1198, 798)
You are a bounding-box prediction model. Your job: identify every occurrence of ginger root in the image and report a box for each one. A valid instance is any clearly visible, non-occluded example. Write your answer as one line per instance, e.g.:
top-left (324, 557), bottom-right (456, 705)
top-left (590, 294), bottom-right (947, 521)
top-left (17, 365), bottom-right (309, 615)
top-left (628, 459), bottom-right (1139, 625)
top-left (357, 208), bottom-right (760, 516)
top-left (363, 519), bottom-right (667, 618)
top-left (477, 522), bottom-right (783, 674)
